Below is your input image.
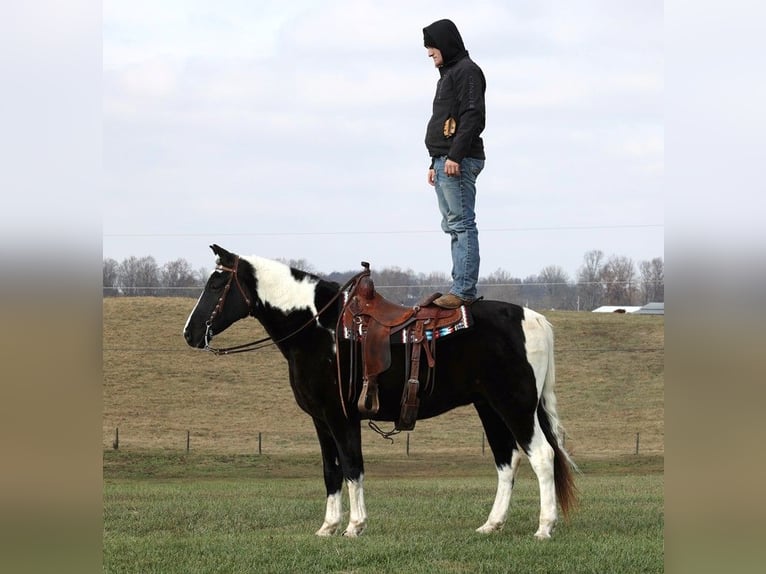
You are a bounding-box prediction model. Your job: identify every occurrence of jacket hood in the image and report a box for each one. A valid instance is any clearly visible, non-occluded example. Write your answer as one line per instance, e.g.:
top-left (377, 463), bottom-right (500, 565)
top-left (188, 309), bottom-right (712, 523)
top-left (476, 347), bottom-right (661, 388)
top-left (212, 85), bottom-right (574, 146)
top-left (423, 19), bottom-right (468, 67)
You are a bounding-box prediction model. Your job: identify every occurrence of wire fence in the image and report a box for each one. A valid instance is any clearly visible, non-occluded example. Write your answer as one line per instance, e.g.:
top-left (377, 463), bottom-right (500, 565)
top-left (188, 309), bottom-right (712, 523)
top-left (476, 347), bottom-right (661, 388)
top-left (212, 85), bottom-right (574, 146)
top-left (104, 424), bottom-right (664, 459)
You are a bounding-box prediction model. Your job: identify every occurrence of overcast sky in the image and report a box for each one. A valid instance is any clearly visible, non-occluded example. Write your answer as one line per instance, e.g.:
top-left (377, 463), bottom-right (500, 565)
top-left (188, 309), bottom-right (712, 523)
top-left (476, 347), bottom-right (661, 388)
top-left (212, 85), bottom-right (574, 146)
top-left (103, 0), bottom-right (663, 279)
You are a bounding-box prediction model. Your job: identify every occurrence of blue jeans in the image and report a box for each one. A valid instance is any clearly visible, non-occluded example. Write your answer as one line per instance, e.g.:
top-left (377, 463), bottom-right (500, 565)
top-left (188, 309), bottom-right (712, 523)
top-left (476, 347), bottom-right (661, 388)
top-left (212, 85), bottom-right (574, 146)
top-left (432, 156), bottom-right (484, 300)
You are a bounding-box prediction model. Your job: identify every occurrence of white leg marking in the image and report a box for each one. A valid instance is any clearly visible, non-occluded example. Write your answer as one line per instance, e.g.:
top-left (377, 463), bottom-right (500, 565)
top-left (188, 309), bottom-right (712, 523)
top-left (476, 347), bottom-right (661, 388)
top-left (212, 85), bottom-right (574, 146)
top-left (477, 451), bottom-right (522, 534)
top-left (315, 491), bottom-right (343, 536)
top-left (343, 474), bottom-right (367, 537)
top-left (527, 419), bottom-right (558, 540)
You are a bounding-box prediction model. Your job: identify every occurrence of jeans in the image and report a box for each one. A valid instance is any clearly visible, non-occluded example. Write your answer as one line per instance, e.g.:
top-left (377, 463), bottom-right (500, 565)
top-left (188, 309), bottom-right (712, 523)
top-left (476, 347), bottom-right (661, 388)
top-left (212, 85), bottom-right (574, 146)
top-left (432, 156), bottom-right (484, 300)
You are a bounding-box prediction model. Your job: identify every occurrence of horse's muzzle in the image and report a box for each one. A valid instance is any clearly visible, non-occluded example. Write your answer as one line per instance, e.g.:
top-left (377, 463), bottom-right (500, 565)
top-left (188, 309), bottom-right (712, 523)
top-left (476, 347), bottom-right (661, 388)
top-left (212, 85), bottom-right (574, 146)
top-left (183, 327), bottom-right (207, 349)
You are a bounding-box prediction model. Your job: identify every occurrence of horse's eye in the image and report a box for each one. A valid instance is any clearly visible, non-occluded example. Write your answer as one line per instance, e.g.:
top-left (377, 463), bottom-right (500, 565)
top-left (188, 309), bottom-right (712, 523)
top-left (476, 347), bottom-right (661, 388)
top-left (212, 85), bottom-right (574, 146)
top-left (209, 273), bottom-right (229, 289)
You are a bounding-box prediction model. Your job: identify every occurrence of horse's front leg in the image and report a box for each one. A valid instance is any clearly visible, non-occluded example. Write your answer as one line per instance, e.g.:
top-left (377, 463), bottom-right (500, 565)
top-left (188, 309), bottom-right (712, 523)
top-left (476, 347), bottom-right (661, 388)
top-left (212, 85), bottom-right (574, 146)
top-left (334, 420), bottom-right (367, 537)
top-left (313, 419), bottom-right (344, 536)
top-left (343, 472), bottom-right (367, 537)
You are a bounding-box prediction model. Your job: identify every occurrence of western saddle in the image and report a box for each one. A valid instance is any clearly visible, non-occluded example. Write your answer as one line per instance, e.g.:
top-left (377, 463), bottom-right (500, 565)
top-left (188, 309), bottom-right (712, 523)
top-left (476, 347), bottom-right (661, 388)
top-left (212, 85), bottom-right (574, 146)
top-left (339, 262), bottom-right (472, 432)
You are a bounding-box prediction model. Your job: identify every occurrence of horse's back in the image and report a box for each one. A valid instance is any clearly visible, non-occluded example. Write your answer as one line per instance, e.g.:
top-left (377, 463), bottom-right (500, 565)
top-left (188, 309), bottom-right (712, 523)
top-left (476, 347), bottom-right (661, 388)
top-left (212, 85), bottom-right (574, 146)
top-left (469, 300), bottom-right (554, 392)
top-left (470, 298), bottom-right (526, 319)
top-left (470, 300), bottom-right (551, 341)
top-left (467, 299), bottom-right (539, 351)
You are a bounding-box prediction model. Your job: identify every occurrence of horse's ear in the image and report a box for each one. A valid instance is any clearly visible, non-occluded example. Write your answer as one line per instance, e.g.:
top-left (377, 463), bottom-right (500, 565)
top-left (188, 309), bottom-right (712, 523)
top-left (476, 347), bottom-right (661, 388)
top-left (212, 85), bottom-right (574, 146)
top-left (210, 244), bottom-right (237, 266)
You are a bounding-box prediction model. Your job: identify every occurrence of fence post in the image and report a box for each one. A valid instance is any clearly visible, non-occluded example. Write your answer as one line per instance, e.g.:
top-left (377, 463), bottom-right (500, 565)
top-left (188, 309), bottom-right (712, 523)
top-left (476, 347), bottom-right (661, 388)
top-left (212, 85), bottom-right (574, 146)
top-left (481, 432), bottom-right (485, 456)
top-left (258, 432), bottom-right (262, 455)
top-left (635, 432), bottom-right (640, 455)
top-left (113, 427), bottom-right (119, 450)
top-left (186, 430), bottom-right (190, 453)
top-left (406, 433), bottom-right (410, 456)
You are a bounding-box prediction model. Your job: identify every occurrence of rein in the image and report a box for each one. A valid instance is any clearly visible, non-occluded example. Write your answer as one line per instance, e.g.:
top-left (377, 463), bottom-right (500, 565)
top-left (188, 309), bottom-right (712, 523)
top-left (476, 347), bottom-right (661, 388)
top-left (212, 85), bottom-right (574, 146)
top-left (204, 263), bottom-right (367, 356)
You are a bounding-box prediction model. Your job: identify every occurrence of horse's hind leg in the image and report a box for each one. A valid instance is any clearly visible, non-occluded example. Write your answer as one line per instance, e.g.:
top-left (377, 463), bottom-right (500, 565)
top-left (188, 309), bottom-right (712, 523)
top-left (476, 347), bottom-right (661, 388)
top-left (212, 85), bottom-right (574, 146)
top-left (526, 415), bottom-right (557, 539)
top-left (474, 402), bottom-right (523, 534)
top-left (312, 419), bottom-right (344, 536)
top-left (481, 384), bottom-right (558, 539)
top-left (490, 410), bottom-right (558, 539)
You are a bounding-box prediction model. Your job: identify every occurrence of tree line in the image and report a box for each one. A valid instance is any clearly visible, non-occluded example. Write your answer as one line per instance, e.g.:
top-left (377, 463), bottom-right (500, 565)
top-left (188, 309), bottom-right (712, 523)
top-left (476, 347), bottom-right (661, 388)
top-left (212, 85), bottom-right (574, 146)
top-left (102, 249), bottom-right (663, 311)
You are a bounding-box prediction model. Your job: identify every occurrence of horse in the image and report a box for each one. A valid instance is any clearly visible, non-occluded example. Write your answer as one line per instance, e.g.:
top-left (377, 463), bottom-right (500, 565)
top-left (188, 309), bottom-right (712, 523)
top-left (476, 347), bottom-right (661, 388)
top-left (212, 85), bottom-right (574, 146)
top-left (183, 244), bottom-right (577, 539)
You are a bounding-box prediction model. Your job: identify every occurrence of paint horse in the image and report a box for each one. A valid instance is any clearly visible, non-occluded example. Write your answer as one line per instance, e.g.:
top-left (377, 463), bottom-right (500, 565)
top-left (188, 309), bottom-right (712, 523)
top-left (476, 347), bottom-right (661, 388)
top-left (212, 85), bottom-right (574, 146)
top-left (183, 244), bottom-right (576, 538)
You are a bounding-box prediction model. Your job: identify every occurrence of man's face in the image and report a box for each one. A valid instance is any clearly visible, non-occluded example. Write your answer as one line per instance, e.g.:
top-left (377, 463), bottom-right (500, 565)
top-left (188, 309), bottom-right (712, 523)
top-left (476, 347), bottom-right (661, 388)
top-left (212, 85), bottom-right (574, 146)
top-left (426, 47), bottom-right (443, 68)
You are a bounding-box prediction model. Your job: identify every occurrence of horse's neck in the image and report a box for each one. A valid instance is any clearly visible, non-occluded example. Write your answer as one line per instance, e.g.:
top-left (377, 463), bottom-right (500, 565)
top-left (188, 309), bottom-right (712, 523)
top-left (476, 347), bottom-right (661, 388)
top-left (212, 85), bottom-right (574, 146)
top-left (253, 279), bottom-right (340, 350)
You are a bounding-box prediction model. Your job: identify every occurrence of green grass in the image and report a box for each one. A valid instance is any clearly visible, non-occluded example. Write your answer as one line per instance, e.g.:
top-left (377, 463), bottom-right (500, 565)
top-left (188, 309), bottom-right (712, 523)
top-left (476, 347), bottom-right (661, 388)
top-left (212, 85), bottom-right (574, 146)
top-left (104, 453), bottom-right (663, 574)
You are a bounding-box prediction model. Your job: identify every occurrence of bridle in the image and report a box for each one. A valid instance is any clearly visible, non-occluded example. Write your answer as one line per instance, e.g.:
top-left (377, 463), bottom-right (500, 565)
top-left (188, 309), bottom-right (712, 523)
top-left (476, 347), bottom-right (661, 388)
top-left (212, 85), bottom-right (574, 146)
top-left (203, 256), bottom-right (257, 353)
top-left (203, 258), bottom-right (367, 356)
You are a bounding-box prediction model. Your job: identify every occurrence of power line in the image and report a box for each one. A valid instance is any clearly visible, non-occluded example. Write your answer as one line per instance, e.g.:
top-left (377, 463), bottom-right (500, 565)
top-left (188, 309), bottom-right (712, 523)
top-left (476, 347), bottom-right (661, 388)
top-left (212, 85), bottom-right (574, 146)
top-left (104, 223), bottom-right (663, 238)
top-left (106, 279), bottom-right (664, 291)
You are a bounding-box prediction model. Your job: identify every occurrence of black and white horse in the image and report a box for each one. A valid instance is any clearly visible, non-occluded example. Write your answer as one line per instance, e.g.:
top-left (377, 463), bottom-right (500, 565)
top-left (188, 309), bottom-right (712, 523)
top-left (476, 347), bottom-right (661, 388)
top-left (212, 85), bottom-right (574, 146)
top-left (183, 244), bottom-right (576, 538)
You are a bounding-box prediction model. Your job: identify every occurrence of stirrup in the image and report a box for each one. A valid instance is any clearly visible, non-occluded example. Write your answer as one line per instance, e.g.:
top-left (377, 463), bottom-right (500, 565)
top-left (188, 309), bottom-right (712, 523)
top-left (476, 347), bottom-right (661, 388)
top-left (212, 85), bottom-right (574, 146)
top-left (357, 378), bottom-right (380, 416)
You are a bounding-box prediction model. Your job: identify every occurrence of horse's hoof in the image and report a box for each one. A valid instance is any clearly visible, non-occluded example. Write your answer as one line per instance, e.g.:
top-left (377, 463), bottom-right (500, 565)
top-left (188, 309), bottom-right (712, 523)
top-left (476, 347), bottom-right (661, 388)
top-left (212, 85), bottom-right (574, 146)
top-left (534, 521), bottom-right (555, 540)
top-left (315, 523), bottom-right (339, 536)
top-left (342, 522), bottom-right (366, 537)
top-left (476, 522), bottom-right (504, 534)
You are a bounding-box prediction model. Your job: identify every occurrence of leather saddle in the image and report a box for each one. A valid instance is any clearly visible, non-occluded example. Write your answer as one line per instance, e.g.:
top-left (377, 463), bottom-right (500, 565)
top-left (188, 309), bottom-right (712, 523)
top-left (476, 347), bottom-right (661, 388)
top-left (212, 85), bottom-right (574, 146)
top-left (339, 263), bottom-right (472, 431)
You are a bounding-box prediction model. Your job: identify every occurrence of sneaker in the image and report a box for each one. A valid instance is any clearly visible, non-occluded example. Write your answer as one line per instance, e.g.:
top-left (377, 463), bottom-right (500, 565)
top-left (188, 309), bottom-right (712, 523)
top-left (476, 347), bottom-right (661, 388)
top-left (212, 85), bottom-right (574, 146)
top-left (432, 293), bottom-right (472, 309)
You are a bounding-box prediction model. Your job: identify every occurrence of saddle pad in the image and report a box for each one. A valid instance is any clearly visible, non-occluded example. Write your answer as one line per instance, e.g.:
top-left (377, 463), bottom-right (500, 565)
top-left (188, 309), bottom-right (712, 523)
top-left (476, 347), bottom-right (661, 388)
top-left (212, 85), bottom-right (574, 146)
top-left (400, 305), bottom-right (472, 342)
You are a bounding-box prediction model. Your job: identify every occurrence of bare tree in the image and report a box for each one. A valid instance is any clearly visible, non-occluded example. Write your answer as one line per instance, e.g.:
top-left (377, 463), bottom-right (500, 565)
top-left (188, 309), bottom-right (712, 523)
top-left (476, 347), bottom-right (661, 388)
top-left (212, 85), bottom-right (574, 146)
top-left (481, 268), bottom-right (522, 303)
top-left (420, 270), bottom-right (451, 289)
top-left (100, 250), bottom-right (664, 306)
top-left (117, 256), bottom-right (160, 296)
top-left (103, 258), bottom-right (120, 295)
top-left (652, 257), bottom-right (665, 302)
top-left (639, 257), bottom-right (664, 303)
top-left (538, 265), bottom-right (574, 309)
top-left (160, 258), bottom-right (199, 296)
top-left (196, 267), bottom-right (210, 284)
top-left (373, 266), bottom-right (420, 304)
top-left (576, 249), bottom-right (605, 311)
top-left (519, 274), bottom-right (546, 309)
top-left (277, 258), bottom-right (316, 274)
top-left (600, 255), bottom-right (637, 305)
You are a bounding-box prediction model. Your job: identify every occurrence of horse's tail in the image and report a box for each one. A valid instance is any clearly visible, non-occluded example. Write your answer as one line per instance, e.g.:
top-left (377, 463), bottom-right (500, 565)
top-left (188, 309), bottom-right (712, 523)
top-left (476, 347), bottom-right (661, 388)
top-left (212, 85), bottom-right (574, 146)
top-left (535, 314), bottom-right (579, 518)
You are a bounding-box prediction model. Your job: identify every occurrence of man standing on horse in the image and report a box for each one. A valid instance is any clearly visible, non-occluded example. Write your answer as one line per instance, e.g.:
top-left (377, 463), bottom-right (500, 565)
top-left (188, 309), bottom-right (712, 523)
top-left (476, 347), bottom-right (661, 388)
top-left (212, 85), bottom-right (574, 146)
top-left (423, 19), bottom-right (486, 309)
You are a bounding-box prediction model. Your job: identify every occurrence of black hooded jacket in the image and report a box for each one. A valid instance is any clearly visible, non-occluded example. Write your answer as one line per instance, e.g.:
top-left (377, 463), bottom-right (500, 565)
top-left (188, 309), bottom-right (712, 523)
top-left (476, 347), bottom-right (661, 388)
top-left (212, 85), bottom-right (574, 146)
top-left (423, 19), bottom-right (486, 165)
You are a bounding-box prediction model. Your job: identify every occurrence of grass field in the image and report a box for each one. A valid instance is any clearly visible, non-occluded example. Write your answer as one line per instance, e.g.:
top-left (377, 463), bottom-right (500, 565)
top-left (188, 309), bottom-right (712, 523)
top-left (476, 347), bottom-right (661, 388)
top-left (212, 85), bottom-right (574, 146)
top-left (103, 297), bottom-right (664, 572)
top-left (104, 452), bottom-right (663, 574)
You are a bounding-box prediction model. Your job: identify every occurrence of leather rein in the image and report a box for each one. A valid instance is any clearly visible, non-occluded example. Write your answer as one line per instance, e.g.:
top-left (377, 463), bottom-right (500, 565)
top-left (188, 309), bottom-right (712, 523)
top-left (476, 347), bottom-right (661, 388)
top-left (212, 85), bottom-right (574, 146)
top-left (204, 259), bottom-right (365, 356)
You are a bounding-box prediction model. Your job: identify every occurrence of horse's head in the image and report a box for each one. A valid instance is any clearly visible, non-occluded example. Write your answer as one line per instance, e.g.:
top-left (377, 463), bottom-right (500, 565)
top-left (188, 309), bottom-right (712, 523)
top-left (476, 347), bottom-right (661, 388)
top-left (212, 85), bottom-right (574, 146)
top-left (183, 244), bottom-right (255, 349)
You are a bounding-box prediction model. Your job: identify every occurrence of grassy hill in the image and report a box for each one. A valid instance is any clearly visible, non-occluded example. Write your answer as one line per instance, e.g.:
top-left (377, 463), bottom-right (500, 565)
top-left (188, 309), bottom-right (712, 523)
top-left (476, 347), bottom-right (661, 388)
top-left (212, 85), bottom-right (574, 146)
top-left (103, 297), bottom-right (664, 459)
